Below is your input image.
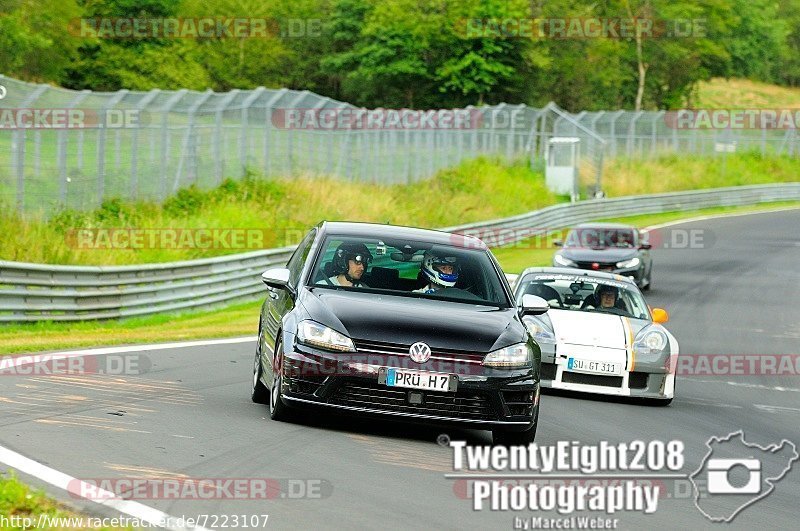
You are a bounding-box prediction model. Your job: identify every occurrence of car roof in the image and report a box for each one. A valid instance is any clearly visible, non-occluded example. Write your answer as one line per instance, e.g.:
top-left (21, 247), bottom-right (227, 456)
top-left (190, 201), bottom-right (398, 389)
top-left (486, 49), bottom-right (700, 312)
top-left (517, 266), bottom-right (638, 285)
top-left (317, 221), bottom-right (487, 250)
top-left (573, 222), bottom-right (637, 230)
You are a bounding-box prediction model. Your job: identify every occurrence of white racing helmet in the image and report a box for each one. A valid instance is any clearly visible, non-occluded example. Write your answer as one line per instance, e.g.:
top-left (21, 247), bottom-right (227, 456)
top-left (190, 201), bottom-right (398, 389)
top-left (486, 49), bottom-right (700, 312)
top-left (421, 249), bottom-right (460, 288)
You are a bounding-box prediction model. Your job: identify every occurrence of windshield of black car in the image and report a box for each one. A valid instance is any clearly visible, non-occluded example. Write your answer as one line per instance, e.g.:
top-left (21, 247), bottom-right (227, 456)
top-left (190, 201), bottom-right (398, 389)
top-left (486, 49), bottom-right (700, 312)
top-left (563, 227), bottom-right (636, 249)
top-left (516, 274), bottom-right (650, 319)
top-left (309, 236), bottom-right (510, 307)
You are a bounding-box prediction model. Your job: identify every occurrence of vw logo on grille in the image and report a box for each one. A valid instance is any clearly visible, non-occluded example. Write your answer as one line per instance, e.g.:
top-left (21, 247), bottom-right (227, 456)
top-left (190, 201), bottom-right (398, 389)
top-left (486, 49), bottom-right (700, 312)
top-left (409, 342), bottom-right (431, 363)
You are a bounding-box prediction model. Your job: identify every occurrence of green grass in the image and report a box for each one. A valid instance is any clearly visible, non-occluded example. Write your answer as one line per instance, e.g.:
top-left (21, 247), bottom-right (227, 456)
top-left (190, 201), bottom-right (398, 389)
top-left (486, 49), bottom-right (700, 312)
top-left (693, 78), bottom-right (800, 109)
top-left (0, 472), bottom-right (129, 530)
top-left (603, 150), bottom-right (800, 197)
top-left (1, 156), bottom-right (561, 265)
top-left (0, 300), bottom-right (260, 355)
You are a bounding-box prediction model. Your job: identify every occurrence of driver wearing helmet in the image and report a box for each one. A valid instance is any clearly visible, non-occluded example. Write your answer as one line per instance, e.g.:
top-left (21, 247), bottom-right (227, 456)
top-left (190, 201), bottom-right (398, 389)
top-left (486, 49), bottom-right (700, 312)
top-left (327, 242), bottom-right (372, 287)
top-left (586, 284), bottom-right (625, 315)
top-left (414, 249), bottom-right (459, 294)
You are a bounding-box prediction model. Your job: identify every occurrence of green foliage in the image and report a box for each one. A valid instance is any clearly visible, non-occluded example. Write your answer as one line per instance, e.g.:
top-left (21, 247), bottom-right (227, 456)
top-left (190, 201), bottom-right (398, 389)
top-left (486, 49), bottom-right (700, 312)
top-left (2, 0), bottom-right (800, 109)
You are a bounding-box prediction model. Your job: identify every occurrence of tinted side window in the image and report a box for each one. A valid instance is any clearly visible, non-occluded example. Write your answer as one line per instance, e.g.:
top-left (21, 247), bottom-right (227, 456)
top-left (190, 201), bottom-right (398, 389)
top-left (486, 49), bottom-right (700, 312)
top-left (287, 229), bottom-right (316, 287)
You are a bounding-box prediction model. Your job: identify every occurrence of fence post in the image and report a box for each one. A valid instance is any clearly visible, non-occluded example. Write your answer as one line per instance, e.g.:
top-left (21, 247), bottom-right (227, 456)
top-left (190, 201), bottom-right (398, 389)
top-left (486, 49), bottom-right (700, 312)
top-left (58, 90), bottom-right (91, 207)
top-left (240, 87), bottom-right (265, 177)
top-left (286, 92), bottom-right (308, 176)
top-left (96, 89), bottom-right (128, 206)
top-left (157, 89), bottom-right (187, 200)
top-left (213, 89), bottom-right (239, 184)
top-left (174, 90), bottom-right (213, 193)
top-left (129, 89), bottom-right (160, 201)
top-left (651, 111), bottom-right (664, 156)
top-left (13, 84), bottom-right (49, 211)
top-left (626, 111), bottom-right (642, 157)
top-left (261, 89), bottom-right (288, 177)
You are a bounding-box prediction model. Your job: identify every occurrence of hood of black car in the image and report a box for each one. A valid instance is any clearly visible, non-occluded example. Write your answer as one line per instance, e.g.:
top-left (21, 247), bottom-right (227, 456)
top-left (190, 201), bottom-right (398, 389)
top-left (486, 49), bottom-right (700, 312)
top-left (299, 288), bottom-right (524, 353)
top-left (558, 247), bottom-right (638, 263)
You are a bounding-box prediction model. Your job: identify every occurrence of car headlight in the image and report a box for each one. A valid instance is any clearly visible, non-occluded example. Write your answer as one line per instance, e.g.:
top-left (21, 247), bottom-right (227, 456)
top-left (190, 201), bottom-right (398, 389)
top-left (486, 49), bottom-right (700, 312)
top-left (554, 254), bottom-right (576, 267)
top-left (633, 325), bottom-right (669, 357)
top-left (483, 342), bottom-right (533, 369)
top-left (297, 320), bottom-right (355, 352)
top-left (616, 257), bottom-right (641, 269)
top-left (524, 317), bottom-right (555, 345)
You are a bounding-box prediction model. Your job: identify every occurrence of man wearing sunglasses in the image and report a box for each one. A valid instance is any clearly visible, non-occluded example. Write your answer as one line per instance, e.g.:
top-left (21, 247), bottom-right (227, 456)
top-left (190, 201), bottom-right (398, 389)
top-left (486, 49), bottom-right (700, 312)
top-left (327, 242), bottom-right (372, 287)
top-left (414, 248), bottom-right (459, 294)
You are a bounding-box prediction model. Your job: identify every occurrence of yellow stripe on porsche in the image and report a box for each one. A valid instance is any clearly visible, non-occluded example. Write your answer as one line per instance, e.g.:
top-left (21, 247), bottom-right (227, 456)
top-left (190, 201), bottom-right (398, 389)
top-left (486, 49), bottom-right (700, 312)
top-left (622, 317), bottom-right (635, 371)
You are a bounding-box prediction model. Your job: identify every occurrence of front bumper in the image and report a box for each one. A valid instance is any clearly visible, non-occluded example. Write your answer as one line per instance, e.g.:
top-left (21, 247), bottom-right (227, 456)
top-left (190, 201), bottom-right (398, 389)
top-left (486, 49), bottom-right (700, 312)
top-left (278, 342), bottom-right (539, 430)
top-left (539, 361), bottom-right (674, 399)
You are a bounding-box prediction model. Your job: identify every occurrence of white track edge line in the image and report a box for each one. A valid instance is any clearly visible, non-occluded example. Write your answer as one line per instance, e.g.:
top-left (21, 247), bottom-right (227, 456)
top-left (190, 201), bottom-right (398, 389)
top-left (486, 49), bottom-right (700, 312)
top-left (0, 445), bottom-right (211, 531)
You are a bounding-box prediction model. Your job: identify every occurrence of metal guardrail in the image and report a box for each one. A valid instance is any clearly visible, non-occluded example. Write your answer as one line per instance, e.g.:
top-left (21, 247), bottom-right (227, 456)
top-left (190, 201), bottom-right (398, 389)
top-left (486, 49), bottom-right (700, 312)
top-left (1, 183), bottom-right (799, 322)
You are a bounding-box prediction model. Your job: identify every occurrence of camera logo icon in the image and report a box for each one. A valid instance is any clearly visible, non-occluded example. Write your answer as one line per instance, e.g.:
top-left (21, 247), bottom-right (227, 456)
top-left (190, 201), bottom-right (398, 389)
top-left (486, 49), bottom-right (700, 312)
top-left (706, 458), bottom-right (761, 494)
top-left (690, 430), bottom-right (798, 522)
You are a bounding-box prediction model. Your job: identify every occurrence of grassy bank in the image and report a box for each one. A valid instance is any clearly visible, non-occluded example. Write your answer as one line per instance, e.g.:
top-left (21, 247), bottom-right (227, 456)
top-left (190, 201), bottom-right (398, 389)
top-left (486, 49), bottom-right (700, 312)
top-left (0, 473), bottom-right (126, 530)
top-left (693, 78), bottom-right (800, 108)
top-left (603, 151), bottom-right (799, 197)
top-left (4, 151), bottom-right (800, 266)
top-left (2, 202), bottom-right (798, 356)
top-left (0, 158), bottom-right (559, 265)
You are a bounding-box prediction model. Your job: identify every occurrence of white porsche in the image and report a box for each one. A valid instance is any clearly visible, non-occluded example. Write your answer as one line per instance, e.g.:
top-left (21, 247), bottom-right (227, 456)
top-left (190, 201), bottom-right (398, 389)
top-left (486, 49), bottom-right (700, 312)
top-left (514, 267), bottom-right (677, 405)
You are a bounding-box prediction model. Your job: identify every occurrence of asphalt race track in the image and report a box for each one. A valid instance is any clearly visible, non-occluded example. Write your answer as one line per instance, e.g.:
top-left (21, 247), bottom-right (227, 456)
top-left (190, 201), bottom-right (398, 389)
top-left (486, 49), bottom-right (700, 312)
top-left (1, 209), bottom-right (799, 530)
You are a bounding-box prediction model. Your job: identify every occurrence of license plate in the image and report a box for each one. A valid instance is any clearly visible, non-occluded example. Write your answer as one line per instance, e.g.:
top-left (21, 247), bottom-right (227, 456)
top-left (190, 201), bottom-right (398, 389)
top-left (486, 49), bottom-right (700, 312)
top-left (567, 357), bottom-right (622, 376)
top-left (378, 368), bottom-right (457, 392)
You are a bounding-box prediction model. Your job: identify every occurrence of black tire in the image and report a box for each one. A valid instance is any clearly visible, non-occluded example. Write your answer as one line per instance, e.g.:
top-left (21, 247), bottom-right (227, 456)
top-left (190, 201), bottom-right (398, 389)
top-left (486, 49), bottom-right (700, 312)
top-left (269, 336), bottom-right (294, 422)
top-left (493, 407), bottom-right (539, 446)
top-left (251, 328), bottom-right (269, 404)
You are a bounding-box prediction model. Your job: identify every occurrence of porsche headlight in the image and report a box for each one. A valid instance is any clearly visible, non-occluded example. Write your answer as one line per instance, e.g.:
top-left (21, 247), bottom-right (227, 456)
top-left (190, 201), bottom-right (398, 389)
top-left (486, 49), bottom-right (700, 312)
top-left (633, 326), bottom-right (668, 356)
top-left (297, 320), bottom-right (355, 352)
top-left (524, 317), bottom-right (555, 345)
top-left (554, 254), bottom-right (576, 267)
top-left (483, 342), bottom-right (533, 369)
top-left (616, 257), bottom-right (641, 269)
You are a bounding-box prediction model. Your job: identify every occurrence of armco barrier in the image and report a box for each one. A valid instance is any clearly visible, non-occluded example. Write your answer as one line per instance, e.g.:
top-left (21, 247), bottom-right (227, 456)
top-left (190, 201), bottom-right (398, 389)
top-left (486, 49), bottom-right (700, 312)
top-left (1, 183), bottom-right (798, 322)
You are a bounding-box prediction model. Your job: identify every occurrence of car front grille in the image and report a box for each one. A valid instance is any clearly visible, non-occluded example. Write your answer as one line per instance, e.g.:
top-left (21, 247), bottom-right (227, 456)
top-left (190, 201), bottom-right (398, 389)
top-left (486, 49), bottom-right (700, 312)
top-left (284, 358), bottom-right (326, 396)
top-left (502, 390), bottom-right (535, 417)
top-left (330, 380), bottom-right (495, 420)
top-left (575, 261), bottom-right (616, 271)
top-left (562, 371), bottom-right (623, 388)
top-left (352, 339), bottom-right (485, 364)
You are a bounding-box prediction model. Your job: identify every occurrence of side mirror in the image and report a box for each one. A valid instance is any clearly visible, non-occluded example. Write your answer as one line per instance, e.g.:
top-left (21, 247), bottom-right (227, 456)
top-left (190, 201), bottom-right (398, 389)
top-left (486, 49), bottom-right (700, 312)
top-left (651, 308), bottom-right (669, 323)
top-left (519, 294), bottom-right (549, 316)
top-left (553, 240), bottom-right (563, 247)
top-left (261, 268), bottom-right (291, 290)
top-left (639, 243), bottom-right (652, 250)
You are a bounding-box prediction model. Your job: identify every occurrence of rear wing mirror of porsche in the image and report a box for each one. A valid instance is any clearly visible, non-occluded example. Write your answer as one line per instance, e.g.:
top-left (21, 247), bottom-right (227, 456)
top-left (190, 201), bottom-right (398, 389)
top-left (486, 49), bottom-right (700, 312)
top-left (519, 294), bottom-right (549, 316)
top-left (261, 268), bottom-right (291, 291)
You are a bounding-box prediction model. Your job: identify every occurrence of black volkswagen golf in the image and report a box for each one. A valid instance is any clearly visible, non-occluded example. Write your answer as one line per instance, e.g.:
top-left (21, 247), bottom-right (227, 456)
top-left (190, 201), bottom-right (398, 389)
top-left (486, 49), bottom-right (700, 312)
top-left (251, 222), bottom-right (548, 444)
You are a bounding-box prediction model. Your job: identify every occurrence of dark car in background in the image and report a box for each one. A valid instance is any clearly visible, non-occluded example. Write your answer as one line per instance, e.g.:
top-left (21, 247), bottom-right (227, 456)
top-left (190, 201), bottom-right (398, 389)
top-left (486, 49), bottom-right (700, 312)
top-left (552, 223), bottom-right (653, 289)
top-left (251, 221), bottom-right (549, 444)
